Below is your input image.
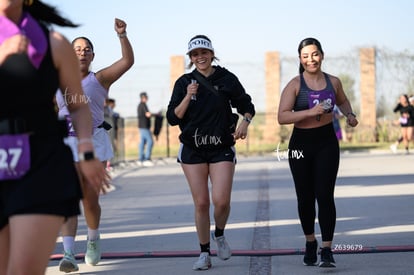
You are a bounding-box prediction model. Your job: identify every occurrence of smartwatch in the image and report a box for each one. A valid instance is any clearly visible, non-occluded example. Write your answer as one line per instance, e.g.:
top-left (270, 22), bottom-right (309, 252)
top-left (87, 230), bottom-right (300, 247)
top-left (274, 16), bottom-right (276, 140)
top-left (243, 116), bottom-right (252, 123)
top-left (78, 151), bottom-right (95, 162)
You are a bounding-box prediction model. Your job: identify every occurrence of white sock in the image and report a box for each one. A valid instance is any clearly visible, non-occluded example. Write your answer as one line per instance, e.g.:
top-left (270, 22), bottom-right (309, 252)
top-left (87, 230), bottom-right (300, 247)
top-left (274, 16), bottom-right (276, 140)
top-left (62, 236), bottom-right (75, 253)
top-left (87, 228), bottom-right (99, 241)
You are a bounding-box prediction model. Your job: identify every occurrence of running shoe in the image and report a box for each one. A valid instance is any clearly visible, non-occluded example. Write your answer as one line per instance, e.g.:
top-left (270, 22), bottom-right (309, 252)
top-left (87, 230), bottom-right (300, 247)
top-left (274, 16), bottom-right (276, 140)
top-left (192, 252), bottom-right (212, 270)
top-left (85, 237), bottom-right (101, 266)
top-left (211, 232), bottom-right (232, 260)
top-left (319, 247), bottom-right (336, 267)
top-left (59, 251), bottom-right (79, 273)
top-left (390, 144), bottom-right (397, 153)
top-left (303, 240), bottom-right (318, 266)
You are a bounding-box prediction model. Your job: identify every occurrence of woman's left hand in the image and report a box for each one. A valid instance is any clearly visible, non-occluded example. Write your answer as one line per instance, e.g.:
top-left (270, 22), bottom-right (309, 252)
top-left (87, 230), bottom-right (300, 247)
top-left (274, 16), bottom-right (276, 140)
top-left (346, 114), bottom-right (359, 127)
top-left (114, 18), bottom-right (127, 34)
top-left (233, 121), bottom-right (249, 140)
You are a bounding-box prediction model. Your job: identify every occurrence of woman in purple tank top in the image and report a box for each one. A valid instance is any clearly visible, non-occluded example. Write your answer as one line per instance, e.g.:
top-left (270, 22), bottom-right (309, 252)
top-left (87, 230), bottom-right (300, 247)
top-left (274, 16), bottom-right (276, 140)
top-left (278, 38), bottom-right (358, 268)
top-left (59, 17), bottom-right (134, 272)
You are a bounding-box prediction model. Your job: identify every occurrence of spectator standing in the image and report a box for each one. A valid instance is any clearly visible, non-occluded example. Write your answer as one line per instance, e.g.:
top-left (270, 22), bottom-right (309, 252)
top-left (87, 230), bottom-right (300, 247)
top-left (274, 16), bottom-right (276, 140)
top-left (137, 92), bottom-right (154, 166)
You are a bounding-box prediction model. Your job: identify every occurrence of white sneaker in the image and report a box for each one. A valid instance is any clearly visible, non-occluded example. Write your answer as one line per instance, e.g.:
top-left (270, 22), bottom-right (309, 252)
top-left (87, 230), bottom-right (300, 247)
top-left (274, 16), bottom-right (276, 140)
top-left (59, 251), bottom-right (79, 273)
top-left (142, 160), bottom-right (154, 167)
top-left (192, 252), bottom-right (212, 270)
top-left (85, 237), bottom-right (101, 266)
top-left (211, 233), bottom-right (232, 260)
top-left (390, 144), bottom-right (397, 153)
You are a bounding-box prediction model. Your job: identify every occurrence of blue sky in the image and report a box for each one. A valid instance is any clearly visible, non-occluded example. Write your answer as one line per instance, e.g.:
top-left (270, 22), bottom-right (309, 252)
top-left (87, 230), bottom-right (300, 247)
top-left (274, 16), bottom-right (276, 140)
top-left (47, 0), bottom-right (414, 117)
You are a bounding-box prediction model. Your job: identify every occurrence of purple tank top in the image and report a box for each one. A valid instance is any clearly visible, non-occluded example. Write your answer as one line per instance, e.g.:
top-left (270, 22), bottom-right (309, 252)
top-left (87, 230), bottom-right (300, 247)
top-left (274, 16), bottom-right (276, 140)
top-left (56, 72), bottom-right (108, 129)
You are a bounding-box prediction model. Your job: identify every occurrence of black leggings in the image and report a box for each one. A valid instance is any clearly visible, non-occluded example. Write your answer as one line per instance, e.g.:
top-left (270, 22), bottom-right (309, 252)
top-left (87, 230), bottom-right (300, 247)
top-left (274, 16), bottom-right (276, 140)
top-left (288, 123), bottom-right (339, 242)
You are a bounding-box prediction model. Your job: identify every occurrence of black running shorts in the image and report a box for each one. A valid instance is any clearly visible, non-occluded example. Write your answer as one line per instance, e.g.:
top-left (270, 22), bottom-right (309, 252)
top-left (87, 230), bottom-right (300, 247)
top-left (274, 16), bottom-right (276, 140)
top-left (177, 143), bottom-right (236, 164)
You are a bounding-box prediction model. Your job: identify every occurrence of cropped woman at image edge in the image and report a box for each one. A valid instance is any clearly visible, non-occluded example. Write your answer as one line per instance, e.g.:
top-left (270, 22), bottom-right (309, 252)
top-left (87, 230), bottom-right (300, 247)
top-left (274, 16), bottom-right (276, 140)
top-left (0, 1), bottom-right (107, 275)
top-left (167, 35), bottom-right (255, 270)
top-left (277, 37), bottom-right (358, 268)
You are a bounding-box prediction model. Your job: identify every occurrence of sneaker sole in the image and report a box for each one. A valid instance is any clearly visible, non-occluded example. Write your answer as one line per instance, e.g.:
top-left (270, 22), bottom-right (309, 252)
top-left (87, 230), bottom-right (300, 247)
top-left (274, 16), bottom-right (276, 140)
top-left (192, 263), bottom-right (212, 270)
top-left (85, 259), bottom-right (100, 266)
top-left (59, 261), bottom-right (79, 273)
top-left (218, 254), bottom-right (231, 261)
top-left (319, 261), bottom-right (336, 268)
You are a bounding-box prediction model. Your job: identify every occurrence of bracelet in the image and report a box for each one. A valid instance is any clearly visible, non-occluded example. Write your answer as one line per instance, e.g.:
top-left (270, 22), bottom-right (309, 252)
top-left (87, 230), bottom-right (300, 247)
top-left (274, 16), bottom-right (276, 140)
top-left (347, 112), bottom-right (356, 118)
top-left (77, 138), bottom-right (93, 145)
top-left (117, 32), bottom-right (127, 38)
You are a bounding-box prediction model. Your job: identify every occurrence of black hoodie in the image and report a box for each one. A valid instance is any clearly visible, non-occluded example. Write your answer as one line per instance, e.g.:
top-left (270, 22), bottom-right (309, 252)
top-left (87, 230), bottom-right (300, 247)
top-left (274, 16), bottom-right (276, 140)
top-left (167, 66), bottom-right (255, 149)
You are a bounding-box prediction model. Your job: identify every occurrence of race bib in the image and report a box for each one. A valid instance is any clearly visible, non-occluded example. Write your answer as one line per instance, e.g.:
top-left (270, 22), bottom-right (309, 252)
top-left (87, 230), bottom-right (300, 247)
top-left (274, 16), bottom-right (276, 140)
top-left (0, 134), bottom-right (31, 180)
top-left (65, 115), bottom-right (76, 136)
top-left (399, 116), bottom-right (408, 124)
top-left (308, 90), bottom-right (336, 112)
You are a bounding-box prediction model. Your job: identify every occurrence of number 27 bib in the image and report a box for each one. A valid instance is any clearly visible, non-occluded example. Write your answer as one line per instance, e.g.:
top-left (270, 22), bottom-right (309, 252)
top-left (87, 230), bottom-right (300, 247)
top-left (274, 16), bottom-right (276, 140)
top-left (0, 134), bottom-right (31, 180)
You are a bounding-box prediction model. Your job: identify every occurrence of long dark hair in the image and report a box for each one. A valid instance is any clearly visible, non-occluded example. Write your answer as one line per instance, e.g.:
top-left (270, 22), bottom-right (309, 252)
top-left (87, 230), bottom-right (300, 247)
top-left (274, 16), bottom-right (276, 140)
top-left (297, 37), bottom-right (324, 74)
top-left (23, 0), bottom-right (79, 27)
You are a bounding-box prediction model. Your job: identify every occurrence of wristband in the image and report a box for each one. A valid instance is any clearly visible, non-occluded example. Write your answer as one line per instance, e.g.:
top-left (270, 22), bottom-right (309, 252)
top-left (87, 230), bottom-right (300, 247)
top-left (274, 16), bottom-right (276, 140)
top-left (77, 138), bottom-right (93, 145)
top-left (117, 32), bottom-right (127, 38)
top-left (347, 112), bottom-right (356, 118)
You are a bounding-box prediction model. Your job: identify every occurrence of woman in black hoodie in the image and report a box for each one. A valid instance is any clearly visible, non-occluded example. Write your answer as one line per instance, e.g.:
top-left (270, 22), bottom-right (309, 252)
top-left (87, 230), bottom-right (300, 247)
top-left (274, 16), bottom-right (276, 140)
top-left (167, 34), bottom-right (255, 271)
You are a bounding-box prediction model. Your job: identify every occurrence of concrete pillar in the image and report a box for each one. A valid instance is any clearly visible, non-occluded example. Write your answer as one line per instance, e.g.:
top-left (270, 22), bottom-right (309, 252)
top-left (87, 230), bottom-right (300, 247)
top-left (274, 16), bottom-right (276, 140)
top-left (168, 56), bottom-right (185, 151)
top-left (264, 51), bottom-right (281, 143)
top-left (359, 48), bottom-right (377, 141)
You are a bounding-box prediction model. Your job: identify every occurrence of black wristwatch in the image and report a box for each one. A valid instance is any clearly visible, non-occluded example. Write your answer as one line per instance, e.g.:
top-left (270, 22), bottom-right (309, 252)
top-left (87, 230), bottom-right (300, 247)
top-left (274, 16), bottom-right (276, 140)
top-left (243, 116), bottom-right (252, 123)
top-left (78, 151), bottom-right (95, 161)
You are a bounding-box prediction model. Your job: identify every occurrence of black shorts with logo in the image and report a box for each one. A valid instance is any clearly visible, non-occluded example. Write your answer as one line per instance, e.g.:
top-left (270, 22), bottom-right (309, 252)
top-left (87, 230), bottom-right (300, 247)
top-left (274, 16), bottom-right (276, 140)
top-left (177, 143), bottom-right (236, 164)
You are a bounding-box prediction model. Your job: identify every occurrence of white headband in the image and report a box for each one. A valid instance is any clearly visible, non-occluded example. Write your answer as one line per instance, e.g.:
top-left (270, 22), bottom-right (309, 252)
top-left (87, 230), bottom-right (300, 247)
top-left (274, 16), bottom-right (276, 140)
top-left (187, 38), bottom-right (214, 54)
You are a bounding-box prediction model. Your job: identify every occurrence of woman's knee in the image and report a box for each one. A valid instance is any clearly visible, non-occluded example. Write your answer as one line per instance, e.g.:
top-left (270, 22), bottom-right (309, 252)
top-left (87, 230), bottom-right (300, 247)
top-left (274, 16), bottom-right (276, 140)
top-left (194, 199), bottom-right (210, 213)
top-left (213, 200), bottom-right (230, 213)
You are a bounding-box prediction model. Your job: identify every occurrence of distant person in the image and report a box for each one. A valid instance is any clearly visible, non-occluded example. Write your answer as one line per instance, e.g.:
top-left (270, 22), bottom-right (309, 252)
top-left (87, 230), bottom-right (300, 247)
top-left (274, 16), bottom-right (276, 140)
top-left (56, 18), bottom-right (134, 272)
top-left (167, 34), bottom-right (255, 270)
top-left (0, 1), bottom-right (107, 274)
top-left (106, 98), bottom-right (120, 142)
top-left (104, 98), bottom-right (120, 167)
top-left (137, 92), bottom-right (154, 167)
top-left (390, 94), bottom-right (414, 154)
top-left (278, 37), bottom-right (358, 268)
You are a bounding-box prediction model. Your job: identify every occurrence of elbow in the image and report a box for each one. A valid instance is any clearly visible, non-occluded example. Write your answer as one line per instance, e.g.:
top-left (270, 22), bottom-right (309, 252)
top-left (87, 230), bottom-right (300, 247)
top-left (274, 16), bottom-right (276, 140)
top-left (277, 113), bottom-right (287, 125)
top-left (123, 51), bottom-right (135, 69)
top-left (277, 118), bottom-right (287, 125)
top-left (126, 57), bottom-right (134, 70)
top-left (166, 111), bottom-right (179, 126)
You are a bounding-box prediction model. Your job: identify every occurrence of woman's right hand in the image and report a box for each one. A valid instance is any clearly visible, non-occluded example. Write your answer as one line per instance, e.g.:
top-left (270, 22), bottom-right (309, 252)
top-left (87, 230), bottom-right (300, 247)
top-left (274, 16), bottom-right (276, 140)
top-left (0, 34), bottom-right (29, 64)
top-left (186, 81), bottom-right (199, 98)
top-left (78, 160), bottom-right (111, 195)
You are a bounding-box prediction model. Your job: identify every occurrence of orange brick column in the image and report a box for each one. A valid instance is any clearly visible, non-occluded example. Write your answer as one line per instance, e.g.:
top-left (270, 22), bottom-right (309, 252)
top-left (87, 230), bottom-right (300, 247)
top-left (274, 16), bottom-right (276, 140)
top-left (359, 48), bottom-right (377, 141)
top-left (168, 55), bottom-right (185, 153)
top-left (264, 51), bottom-right (281, 143)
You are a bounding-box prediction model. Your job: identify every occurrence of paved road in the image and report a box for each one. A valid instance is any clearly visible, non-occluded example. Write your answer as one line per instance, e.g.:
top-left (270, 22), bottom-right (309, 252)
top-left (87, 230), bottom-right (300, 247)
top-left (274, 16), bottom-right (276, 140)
top-left (47, 151), bottom-right (414, 274)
